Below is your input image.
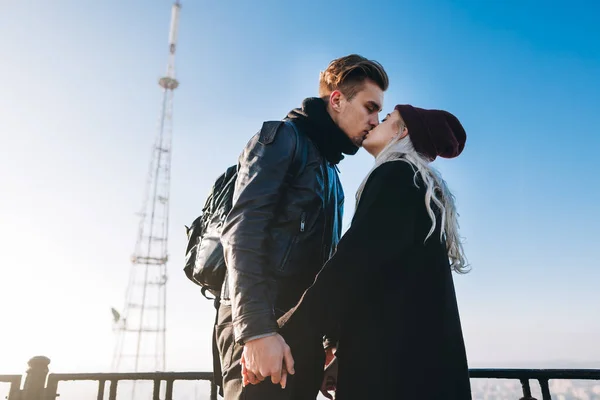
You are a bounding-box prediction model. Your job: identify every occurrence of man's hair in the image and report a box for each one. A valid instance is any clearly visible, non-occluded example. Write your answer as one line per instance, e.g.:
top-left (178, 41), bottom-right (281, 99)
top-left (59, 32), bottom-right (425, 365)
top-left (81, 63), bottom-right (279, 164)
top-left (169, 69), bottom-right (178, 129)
top-left (319, 54), bottom-right (389, 100)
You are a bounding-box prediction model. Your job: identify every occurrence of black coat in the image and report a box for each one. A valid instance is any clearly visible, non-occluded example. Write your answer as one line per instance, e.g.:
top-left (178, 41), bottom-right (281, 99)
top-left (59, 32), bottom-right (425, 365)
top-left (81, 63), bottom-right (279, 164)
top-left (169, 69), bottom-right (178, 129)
top-left (279, 160), bottom-right (472, 400)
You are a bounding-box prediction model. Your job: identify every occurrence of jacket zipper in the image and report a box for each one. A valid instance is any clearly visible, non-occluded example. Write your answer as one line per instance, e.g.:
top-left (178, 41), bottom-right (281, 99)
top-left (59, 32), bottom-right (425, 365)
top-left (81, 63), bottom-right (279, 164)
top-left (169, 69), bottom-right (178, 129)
top-left (279, 211), bottom-right (307, 271)
top-left (300, 212), bottom-right (306, 232)
top-left (322, 160), bottom-right (330, 262)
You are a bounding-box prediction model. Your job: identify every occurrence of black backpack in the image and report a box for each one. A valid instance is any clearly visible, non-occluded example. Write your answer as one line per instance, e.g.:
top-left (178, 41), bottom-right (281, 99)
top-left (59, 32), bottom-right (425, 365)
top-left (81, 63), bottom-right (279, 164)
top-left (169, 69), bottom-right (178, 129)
top-left (184, 120), bottom-right (306, 299)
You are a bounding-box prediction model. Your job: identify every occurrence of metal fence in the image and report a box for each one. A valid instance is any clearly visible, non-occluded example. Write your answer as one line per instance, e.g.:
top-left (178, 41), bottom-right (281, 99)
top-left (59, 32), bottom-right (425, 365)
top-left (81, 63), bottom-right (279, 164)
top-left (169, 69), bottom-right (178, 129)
top-left (1, 357), bottom-right (217, 400)
top-left (2, 356), bottom-right (600, 400)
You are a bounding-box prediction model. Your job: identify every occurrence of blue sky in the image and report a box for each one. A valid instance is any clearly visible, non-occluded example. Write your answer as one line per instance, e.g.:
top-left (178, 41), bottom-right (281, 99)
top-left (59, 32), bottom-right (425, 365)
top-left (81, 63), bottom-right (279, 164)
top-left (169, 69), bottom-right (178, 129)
top-left (1, 0), bottom-right (599, 377)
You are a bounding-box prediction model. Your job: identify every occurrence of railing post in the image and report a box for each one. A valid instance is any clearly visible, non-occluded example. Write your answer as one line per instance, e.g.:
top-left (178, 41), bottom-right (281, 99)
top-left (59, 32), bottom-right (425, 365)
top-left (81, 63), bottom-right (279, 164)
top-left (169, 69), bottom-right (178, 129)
top-left (519, 378), bottom-right (537, 400)
top-left (6, 376), bottom-right (22, 400)
top-left (210, 380), bottom-right (218, 400)
top-left (21, 356), bottom-right (50, 400)
top-left (538, 379), bottom-right (552, 400)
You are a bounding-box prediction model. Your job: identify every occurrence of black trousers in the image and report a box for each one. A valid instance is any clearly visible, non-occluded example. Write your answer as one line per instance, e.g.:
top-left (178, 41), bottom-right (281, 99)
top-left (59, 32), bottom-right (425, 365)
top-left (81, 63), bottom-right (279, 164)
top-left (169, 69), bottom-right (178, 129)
top-left (215, 304), bottom-right (324, 400)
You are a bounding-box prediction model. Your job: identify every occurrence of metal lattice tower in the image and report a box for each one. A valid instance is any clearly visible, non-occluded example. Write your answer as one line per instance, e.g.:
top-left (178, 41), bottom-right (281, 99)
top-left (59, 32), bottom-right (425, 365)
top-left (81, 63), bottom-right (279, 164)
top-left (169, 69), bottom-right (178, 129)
top-left (111, 0), bottom-right (181, 381)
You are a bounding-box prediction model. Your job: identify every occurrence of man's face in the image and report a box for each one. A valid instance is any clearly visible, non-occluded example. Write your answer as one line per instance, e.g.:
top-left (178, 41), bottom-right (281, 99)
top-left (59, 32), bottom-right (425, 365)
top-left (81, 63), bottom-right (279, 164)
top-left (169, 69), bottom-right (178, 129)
top-left (331, 80), bottom-right (384, 147)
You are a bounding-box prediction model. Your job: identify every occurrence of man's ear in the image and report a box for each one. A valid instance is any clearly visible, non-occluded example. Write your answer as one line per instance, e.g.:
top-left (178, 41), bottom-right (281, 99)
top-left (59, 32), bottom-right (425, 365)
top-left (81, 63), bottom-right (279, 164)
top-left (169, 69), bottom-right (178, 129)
top-left (329, 90), bottom-right (343, 112)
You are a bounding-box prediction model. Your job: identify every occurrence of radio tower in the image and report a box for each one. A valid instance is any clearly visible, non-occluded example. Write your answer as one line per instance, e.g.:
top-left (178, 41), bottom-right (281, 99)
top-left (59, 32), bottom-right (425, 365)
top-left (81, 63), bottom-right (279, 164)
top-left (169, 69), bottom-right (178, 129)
top-left (111, 0), bottom-right (181, 383)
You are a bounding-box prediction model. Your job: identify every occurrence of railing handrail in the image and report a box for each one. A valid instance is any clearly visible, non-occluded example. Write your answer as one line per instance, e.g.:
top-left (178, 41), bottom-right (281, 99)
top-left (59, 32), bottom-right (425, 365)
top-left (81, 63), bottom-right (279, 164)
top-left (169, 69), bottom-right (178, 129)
top-left (470, 368), bottom-right (600, 380)
top-left (46, 371), bottom-right (214, 381)
top-left (38, 369), bottom-right (600, 381)
top-left (4, 355), bottom-right (600, 400)
top-left (0, 375), bottom-right (22, 382)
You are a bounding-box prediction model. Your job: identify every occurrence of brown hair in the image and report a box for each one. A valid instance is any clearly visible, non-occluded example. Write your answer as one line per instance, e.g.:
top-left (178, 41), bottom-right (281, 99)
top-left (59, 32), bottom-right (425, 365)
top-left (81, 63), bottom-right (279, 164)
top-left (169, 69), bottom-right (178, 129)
top-left (319, 54), bottom-right (389, 100)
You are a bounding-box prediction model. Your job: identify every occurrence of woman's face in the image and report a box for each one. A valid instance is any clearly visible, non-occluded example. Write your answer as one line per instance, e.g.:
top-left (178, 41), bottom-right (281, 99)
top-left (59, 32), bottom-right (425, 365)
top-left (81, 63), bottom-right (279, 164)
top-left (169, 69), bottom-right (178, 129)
top-left (362, 110), bottom-right (407, 157)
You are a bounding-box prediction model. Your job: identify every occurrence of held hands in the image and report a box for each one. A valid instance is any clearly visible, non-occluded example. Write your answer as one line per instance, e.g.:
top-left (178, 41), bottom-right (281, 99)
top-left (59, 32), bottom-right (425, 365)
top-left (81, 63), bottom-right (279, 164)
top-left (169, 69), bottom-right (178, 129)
top-left (240, 334), bottom-right (338, 397)
top-left (240, 334), bottom-right (295, 389)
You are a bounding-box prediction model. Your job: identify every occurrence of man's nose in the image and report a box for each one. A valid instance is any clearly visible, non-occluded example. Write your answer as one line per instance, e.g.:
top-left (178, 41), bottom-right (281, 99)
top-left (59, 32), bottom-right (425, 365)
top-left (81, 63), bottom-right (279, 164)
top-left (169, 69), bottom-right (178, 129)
top-left (370, 117), bottom-right (379, 128)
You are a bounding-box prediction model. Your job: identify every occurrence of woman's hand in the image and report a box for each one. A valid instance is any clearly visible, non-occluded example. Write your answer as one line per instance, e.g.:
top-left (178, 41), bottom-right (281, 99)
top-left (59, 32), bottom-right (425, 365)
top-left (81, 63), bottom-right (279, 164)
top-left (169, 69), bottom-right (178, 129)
top-left (320, 355), bottom-right (338, 399)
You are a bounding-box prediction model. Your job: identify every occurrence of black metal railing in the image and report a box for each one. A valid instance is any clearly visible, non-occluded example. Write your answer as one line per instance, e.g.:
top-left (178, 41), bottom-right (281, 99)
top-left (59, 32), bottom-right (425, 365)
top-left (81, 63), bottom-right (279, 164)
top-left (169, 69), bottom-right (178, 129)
top-left (44, 371), bottom-right (217, 400)
top-left (1, 357), bottom-right (218, 400)
top-left (2, 356), bottom-right (600, 400)
top-left (470, 368), bottom-right (600, 399)
top-left (0, 374), bottom-right (22, 400)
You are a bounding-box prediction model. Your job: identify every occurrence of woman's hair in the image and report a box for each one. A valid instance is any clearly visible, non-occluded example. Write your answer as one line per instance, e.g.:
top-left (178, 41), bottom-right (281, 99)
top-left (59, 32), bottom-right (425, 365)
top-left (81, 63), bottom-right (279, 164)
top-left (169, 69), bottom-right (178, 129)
top-left (355, 133), bottom-right (469, 273)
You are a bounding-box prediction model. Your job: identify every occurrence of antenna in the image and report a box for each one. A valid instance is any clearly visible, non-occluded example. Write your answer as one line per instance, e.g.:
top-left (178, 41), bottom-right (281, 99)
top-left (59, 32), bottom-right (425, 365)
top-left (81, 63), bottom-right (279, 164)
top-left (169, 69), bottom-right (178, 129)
top-left (111, 1), bottom-right (182, 398)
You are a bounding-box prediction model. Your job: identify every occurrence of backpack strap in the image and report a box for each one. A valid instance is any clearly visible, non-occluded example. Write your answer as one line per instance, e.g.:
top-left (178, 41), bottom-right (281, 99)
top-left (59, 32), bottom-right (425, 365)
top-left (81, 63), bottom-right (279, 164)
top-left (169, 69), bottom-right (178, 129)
top-left (201, 286), bottom-right (216, 300)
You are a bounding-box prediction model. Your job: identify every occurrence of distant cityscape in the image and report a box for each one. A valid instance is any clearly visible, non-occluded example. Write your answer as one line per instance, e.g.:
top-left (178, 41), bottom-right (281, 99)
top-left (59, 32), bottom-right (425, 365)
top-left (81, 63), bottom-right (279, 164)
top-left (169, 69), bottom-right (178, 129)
top-left (470, 378), bottom-right (600, 400)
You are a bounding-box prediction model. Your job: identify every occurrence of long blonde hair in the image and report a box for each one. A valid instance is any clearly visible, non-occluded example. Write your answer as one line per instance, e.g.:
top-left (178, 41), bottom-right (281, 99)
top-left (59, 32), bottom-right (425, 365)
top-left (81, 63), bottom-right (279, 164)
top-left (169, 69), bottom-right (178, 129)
top-left (355, 135), bottom-right (469, 273)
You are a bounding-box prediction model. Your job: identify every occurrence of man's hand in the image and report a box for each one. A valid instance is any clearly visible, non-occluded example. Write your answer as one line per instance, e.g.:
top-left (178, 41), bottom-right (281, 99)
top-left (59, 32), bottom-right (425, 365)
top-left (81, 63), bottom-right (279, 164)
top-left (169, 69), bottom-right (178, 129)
top-left (240, 334), bottom-right (295, 389)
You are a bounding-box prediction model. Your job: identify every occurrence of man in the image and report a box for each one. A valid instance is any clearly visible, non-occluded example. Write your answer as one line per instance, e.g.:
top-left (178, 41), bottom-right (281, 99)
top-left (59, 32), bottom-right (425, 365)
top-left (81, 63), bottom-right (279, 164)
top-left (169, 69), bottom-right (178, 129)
top-left (217, 54), bottom-right (389, 399)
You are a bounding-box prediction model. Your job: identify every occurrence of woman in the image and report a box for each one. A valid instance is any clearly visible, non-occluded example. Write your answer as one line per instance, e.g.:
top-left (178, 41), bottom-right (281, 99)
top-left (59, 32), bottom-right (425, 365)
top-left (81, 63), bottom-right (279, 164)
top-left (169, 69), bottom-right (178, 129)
top-left (276, 104), bottom-right (472, 399)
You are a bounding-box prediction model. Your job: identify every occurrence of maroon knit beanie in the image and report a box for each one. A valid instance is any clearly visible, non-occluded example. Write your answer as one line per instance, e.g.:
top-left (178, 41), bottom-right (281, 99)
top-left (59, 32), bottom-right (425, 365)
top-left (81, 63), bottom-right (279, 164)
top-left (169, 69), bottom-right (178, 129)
top-left (394, 105), bottom-right (466, 161)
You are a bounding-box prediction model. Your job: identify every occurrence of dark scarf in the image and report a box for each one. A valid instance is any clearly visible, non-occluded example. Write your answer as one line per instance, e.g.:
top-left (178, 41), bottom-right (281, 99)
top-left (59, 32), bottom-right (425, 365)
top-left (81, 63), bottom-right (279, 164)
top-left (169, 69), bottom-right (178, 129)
top-left (286, 97), bottom-right (359, 164)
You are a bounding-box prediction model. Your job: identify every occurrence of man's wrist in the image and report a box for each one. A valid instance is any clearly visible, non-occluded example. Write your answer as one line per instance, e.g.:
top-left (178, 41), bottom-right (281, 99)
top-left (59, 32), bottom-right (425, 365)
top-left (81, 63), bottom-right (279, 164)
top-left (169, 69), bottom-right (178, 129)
top-left (243, 332), bottom-right (277, 344)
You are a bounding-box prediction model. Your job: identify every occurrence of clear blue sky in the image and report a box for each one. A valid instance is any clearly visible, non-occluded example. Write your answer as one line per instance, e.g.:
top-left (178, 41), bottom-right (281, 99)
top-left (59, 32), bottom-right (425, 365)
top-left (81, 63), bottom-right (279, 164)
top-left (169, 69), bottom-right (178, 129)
top-left (1, 0), bottom-right (599, 376)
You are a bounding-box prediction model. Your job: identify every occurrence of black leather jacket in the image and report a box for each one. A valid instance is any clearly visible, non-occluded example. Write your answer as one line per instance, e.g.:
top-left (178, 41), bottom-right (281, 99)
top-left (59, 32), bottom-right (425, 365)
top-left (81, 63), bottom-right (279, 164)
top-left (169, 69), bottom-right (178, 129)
top-left (220, 120), bottom-right (344, 344)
